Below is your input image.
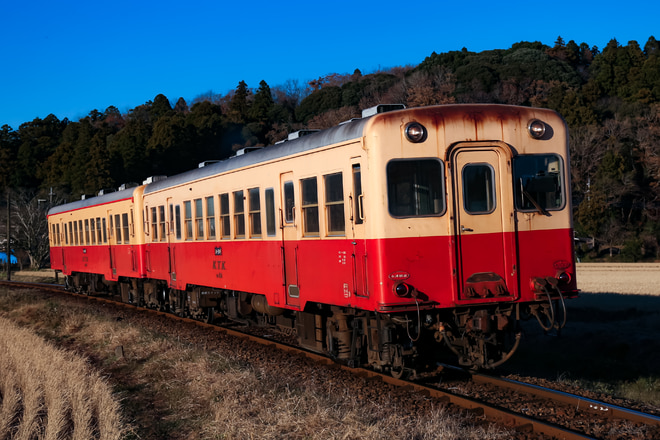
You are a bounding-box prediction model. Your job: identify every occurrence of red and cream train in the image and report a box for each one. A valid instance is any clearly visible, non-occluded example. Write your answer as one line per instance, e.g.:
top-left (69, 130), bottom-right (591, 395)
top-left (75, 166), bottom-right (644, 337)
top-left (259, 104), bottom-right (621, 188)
top-left (48, 104), bottom-right (578, 373)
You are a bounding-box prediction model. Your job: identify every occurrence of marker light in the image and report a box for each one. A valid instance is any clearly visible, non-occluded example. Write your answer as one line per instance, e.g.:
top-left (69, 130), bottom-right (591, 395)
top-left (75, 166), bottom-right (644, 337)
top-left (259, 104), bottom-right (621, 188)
top-left (405, 122), bottom-right (427, 143)
top-left (527, 119), bottom-right (546, 139)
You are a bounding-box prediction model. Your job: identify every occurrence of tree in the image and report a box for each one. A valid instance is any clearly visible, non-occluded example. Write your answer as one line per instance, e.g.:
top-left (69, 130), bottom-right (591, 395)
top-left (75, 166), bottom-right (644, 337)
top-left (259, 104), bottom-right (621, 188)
top-left (11, 190), bottom-right (52, 269)
top-left (227, 81), bottom-right (251, 124)
top-left (249, 80), bottom-right (274, 124)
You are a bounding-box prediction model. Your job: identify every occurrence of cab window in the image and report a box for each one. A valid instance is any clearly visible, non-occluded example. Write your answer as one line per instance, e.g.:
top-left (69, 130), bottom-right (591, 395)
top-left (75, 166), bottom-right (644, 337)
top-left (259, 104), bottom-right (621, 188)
top-left (514, 154), bottom-right (564, 212)
top-left (387, 159), bottom-right (444, 217)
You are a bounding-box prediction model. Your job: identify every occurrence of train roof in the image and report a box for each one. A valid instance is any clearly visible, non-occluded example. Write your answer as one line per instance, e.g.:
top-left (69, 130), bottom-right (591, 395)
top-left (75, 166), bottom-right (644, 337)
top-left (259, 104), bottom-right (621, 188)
top-left (48, 187), bottom-right (138, 216)
top-left (143, 115), bottom-right (372, 195)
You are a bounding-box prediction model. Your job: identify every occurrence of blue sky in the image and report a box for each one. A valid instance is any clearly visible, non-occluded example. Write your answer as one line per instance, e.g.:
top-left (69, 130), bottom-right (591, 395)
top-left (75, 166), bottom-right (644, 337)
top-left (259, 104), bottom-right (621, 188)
top-left (1, 0), bottom-right (658, 129)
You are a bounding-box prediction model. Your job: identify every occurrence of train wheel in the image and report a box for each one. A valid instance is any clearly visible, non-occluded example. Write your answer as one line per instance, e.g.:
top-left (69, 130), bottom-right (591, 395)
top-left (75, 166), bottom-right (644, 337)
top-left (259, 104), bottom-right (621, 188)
top-left (390, 344), bottom-right (406, 379)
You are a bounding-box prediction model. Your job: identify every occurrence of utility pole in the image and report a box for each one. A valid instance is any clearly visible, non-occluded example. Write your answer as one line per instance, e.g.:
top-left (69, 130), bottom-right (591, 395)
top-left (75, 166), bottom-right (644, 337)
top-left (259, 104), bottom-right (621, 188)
top-left (6, 190), bottom-right (10, 281)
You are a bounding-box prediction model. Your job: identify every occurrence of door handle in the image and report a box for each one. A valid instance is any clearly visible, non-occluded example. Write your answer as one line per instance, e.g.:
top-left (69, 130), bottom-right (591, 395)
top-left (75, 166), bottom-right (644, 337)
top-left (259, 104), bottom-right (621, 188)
top-left (461, 226), bottom-right (474, 232)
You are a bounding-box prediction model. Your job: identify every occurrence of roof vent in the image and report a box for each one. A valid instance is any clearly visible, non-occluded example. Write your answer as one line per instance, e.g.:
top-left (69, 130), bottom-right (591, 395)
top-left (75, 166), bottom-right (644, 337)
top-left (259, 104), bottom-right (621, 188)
top-left (118, 182), bottom-right (138, 191)
top-left (198, 160), bottom-right (220, 168)
top-left (287, 129), bottom-right (320, 141)
top-left (361, 104), bottom-right (406, 118)
top-left (143, 175), bottom-right (167, 185)
top-left (97, 188), bottom-right (116, 196)
top-left (235, 147), bottom-right (263, 156)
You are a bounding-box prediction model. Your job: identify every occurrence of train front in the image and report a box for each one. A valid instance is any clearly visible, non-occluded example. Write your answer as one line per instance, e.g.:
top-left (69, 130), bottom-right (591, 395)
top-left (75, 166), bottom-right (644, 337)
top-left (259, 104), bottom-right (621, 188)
top-left (363, 104), bottom-right (577, 369)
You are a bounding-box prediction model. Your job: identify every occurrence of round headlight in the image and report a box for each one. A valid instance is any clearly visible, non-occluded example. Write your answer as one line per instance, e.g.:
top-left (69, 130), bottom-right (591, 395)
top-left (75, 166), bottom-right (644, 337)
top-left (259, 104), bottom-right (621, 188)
top-left (405, 122), bottom-right (427, 143)
top-left (527, 119), bottom-right (546, 139)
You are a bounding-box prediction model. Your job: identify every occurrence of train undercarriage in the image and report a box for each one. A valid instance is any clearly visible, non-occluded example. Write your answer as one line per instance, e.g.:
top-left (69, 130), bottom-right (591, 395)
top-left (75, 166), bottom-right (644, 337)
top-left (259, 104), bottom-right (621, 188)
top-left (64, 272), bottom-right (564, 374)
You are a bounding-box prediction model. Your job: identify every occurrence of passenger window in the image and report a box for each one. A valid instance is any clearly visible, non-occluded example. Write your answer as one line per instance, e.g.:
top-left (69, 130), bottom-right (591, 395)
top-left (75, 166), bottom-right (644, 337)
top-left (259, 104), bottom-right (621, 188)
top-left (513, 154), bottom-right (564, 212)
top-left (84, 219), bottom-right (90, 245)
top-left (73, 222), bottom-right (78, 245)
top-left (301, 177), bottom-right (319, 236)
top-left (249, 188), bottom-right (261, 238)
top-left (102, 218), bottom-right (107, 243)
top-left (387, 160), bottom-right (444, 217)
top-left (79, 220), bottom-right (84, 245)
top-left (265, 188), bottom-right (276, 236)
top-left (90, 219), bottom-right (96, 245)
top-left (206, 197), bottom-right (216, 239)
top-left (151, 207), bottom-right (158, 241)
top-left (159, 206), bottom-right (166, 241)
top-left (324, 173), bottom-right (345, 235)
top-left (220, 193), bottom-right (230, 238)
top-left (194, 198), bottom-right (204, 240)
top-left (175, 205), bottom-right (182, 240)
top-left (96, 217), bottom-right (102, 243)
top-left (114, 215), bottom-right (121, 243)
top-left (184, 201), bottom-right (192, 240)
top-left (283, 181), bottom-right (294, 223)
top-left (233, 191), bottom-right (245, 238)
top-left (64, 223), bottom-right (69, 245)
top-left (352, 164), bottom-right (363, 224)
top-left (122, 213), bottom-right (129, 243)
top-left (463, 164), bottom-right (496, 214)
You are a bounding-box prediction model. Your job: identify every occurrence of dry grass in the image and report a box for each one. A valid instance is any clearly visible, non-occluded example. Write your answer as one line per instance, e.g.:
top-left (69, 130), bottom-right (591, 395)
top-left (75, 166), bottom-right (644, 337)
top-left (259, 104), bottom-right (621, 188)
top-left (0, 287), bottom-right (511, 440)
top-left (0, 315), bottom-right (125, 440)
top-left (576, 263), bottom-right (660, 295)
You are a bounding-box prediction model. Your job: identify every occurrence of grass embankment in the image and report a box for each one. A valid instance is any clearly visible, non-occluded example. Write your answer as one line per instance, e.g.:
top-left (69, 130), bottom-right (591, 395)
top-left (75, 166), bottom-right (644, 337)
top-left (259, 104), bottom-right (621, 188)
top-left (0, 288), bottom-right (507, 440)
top-left (0, 315), bottom-right (124, 439)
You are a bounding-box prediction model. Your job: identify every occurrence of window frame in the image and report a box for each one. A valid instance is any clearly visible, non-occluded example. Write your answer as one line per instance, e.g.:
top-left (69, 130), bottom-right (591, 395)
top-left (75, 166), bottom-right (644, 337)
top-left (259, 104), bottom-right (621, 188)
top-left (386, 158), bottom-right (446, 218)
top-left (324, 172), bottom-right (345, 236)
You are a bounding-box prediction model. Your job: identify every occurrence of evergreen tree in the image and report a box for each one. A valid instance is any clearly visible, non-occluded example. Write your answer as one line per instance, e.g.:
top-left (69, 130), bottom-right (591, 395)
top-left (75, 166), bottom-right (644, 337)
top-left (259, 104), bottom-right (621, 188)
top-left (249, 80), bottom-right (274, 123)
top-left (228, 81), bottom-right (251, 124)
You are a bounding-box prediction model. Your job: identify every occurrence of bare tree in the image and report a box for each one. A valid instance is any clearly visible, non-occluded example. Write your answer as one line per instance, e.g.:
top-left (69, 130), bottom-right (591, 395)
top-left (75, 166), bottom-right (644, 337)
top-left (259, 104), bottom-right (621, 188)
top-left (11, 189), bottom-right (54, 269)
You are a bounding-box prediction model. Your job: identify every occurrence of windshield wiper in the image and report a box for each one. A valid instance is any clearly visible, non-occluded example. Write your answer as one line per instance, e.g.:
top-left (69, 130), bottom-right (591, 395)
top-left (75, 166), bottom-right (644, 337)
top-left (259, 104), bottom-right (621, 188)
top-left (522, 189), bottom-right (551, 216)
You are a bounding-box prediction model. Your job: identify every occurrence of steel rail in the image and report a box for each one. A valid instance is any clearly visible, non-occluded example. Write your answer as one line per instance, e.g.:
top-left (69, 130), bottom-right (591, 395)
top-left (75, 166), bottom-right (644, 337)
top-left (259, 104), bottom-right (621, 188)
top-left (471, 373), bottom-right (660, 427)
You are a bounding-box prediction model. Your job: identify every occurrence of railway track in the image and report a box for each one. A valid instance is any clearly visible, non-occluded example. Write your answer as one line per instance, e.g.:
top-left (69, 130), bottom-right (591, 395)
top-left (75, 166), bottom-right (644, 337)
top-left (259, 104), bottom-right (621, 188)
top-left (2, 280), bottom-right (659, 439)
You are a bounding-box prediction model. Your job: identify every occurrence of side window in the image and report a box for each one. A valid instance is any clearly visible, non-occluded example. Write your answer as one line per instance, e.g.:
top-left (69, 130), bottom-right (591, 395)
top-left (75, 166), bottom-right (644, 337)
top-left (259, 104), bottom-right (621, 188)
top-left (352, 164), bottom-right (363, 224)
top-left (175, 205), bottom-right (182, 240)
top-left (283, 181), bottom-right (294, 223)
top-left (194, 198), bottom-right (204, 240)
top-left (301, 177), bottom-right (319, 236)
top-left (513, 154), bottom-right (564, 211)
top-left (220, 193), bottom-right (230, 238)
top-left (158, 206), bottom-right (166, 241)
top-left (206, 196), bottom-right (216, 239)
top-left (387, 159), bottom-right (444, 217)
top-left (64, 223), bottom-right (69, 245)
top-left (122, 213), bottom-right (129, 243)
top-left (73, 221), bottom-right (78, 245)
top-left (96, 217), bottom-right (102, 243)
top-left (90, 219), bottom-right (96, 245)
top-left (249, 188), bottom-right (261, 238)
top-left (233, 190), bottom-right (245, 238)
top-left (324, 173), bottom-right (345, 235)
top-left (151, 207), bottom-right (158, 241)
top-left (78, 220), bottom-right (84, 245)
top-left (102, 218), bottom-right (107, 243)
top-left (114, 215), bottom-right (121, 244)
top-left (265, 188), bottom-right (276, 236)
top-left (184, 201), bottom-right (192, 240)
top-left (84, 219), bottom-right (90, 245)
top-left (463, 164), bottom-right (496, 214)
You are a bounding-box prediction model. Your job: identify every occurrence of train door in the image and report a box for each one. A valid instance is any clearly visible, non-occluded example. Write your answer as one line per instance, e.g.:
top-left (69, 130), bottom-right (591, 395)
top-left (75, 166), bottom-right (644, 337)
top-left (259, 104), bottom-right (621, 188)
top-left (350, 159), bottom-right (368, 297)
top-left (107, 209), bottom-right (117, 278)
top-left (452, 144), bottom-right (518, 301)
top-left (280, 172), bottom-right (300, 308)
top-left (167, 199), bottom-right (178, 286)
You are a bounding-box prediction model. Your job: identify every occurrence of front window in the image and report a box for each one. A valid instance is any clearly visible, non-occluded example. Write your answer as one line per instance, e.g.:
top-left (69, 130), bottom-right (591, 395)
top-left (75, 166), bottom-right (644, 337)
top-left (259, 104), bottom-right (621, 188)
top-left (463, 164), bottom-right (496, 214)
top-left (514, 154), bottom-right (564, 212)
top-left (387, 159), bottom-right (444, 217)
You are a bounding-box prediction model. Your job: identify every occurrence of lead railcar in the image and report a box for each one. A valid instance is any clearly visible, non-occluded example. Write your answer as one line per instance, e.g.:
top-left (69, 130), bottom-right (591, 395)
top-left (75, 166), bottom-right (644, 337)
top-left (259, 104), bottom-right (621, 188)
top-left (48, 104), bottom-right (578, 374)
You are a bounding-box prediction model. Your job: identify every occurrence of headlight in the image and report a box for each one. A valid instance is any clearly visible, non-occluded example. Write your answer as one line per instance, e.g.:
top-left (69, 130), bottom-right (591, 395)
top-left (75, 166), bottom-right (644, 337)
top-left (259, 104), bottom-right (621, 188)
top-left (405, 122), bottom-right (427, 143)
top-left (527, 119), bottom-right (546, 139)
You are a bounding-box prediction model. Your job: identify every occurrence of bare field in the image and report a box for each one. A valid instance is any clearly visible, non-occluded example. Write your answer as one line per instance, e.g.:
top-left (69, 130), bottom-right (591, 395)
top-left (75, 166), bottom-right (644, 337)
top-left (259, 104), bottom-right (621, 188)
top-left (576, 263), bottom-right (660, 295)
